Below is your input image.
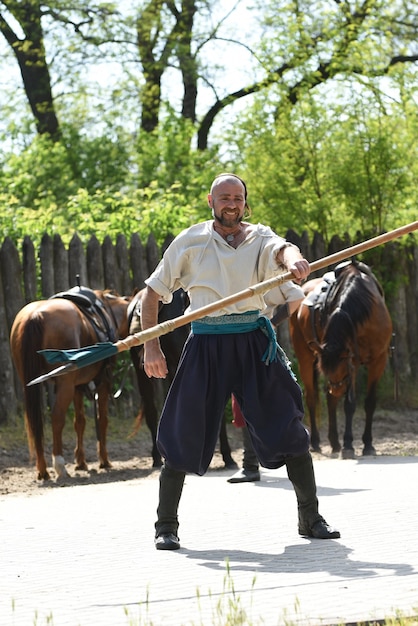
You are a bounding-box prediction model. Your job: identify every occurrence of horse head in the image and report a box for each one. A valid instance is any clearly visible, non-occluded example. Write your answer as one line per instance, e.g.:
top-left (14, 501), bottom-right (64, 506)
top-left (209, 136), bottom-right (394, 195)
top-left (320, 346), bottom-right (356, 399)
top-left (318, 300), bottom-right (359, 398)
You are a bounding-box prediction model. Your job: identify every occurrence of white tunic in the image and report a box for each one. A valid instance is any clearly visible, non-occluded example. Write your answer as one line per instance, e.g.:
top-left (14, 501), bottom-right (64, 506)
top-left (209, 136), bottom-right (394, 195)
top-left (262, 281), bottom-right (305, 318)
top-left (145, 220), bottom-right (297, 316)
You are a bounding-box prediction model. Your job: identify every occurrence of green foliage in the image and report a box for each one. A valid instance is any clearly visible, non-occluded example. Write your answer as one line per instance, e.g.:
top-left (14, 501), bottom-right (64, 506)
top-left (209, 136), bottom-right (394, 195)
top-left (227, 71), bottom-right (418, 241)
top-left (0, 0), bottom-right (417, 249)
top-left (0, 108), bottom-right (228, 247)
top-left (0, 184), bottom-right (195, 248)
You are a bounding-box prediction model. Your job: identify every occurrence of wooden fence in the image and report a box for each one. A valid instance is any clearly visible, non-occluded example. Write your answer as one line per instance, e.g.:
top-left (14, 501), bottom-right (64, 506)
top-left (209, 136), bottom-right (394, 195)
top-left (1, 229), bottom-right (417, 423)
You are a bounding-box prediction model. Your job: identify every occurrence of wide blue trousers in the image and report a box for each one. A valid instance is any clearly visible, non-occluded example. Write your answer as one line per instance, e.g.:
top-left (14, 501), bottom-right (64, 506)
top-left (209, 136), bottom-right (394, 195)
top-left (156, 329), bottom-right (310, 475)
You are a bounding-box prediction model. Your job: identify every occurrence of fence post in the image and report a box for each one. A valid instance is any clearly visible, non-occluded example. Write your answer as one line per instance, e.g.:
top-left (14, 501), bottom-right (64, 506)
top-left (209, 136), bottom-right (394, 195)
top-left (53, 234), bottom-right (69, 292)
top-left (69, 233), bottom-right (88, 287)
top-left (86, 235), bottom-right (105, 289)
top-left (0, 266), bottom-right (18, 422)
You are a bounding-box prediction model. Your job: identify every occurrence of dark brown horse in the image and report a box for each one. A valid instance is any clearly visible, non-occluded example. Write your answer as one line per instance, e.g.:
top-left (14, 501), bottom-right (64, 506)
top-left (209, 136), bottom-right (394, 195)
top-left (10, 288), bottom-right (131, 480)
top-left (128, 288), bottom-right (237, 469)
top-left (289, 260), bottom-right (392, 458)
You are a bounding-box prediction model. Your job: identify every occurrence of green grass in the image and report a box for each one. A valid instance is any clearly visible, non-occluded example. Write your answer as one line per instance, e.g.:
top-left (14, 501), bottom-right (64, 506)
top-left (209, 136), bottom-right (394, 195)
top-left (11, 566), bottom-right (416, 626)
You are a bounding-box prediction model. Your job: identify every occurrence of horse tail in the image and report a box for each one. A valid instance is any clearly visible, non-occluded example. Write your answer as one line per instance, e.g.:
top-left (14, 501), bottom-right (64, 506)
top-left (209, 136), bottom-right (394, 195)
top-left (20, 315), bottom-right (46, 460)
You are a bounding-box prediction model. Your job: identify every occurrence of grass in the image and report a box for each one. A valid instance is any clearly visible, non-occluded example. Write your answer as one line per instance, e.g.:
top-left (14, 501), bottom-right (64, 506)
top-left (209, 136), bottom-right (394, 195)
top-left (12, 565), bottom-right (415, 626)
top-left (0, 398), bottom-right (145, 453)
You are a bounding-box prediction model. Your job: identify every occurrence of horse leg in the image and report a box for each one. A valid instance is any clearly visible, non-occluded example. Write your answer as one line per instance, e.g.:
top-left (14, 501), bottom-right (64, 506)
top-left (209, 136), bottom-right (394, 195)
top-left (50, 384), bottom-right (74, 479)
top-left (341, 386), bottom-right (356, 459)
top-left (73, 388), bottom-right (88, 471)
top-left (142, 389), bottom-right (162, 468)
top-left (362, 377), bottom-right (379, 456)
top-left (219, 414), bottom-right (238, 469)
top-left (95, 382), bottom-right (112, 469)
top-left (300, 360), bottom-right (321, 452)
top-left (362, 359), bottom-right (386, 456)
top-left (326, 392), bottom-right (342, 456)
top-left (23, 387), bottom-right (50, 480)
top-left (131, 347), bottom-right (162, 467)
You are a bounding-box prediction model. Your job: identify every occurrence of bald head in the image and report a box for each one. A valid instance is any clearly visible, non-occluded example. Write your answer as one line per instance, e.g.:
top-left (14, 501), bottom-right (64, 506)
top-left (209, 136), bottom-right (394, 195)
top-left (210, 173), bottom-right (247, 200)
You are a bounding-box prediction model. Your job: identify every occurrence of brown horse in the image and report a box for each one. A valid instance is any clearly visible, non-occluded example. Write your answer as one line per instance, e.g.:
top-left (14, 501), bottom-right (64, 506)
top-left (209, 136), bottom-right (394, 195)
top-left (10, 288), bottom-right (131, 480)
top-left (289, 260), bottom-right (392, 458)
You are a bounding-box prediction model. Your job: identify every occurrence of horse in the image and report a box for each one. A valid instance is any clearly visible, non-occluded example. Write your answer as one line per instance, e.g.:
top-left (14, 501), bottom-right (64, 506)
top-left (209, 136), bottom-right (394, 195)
top-left (128, 288), bottom-right (238, 469)
top-left (289, 259), bottom-right (392, 459)
top-left (10, 287), bottom-right (131, 480)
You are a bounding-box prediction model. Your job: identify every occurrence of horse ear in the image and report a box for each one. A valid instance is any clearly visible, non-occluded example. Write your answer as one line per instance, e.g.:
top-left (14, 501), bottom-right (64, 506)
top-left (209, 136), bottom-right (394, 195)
top-left (334, 259), bottom-right (352, 278)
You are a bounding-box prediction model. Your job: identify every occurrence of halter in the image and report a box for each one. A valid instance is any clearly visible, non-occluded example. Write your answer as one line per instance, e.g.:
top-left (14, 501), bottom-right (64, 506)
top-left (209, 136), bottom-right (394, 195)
top-left (326, 349), bottom-right (356, 397)
top-left (321, 307), bottom-right (359, 399)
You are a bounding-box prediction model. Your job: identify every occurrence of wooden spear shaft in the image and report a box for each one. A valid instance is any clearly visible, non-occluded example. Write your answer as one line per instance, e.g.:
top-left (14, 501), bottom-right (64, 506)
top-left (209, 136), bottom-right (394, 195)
top-left (115, 220), bottom-right (418, 352)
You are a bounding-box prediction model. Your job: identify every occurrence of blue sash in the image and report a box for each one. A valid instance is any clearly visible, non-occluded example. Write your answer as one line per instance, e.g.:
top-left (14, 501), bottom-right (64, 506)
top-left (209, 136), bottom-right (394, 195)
top-left (191, 311), bottom-right (281, 365)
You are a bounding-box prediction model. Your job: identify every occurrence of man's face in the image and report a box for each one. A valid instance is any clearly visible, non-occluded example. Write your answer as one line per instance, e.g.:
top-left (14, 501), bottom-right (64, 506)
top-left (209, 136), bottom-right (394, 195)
top-left (208, 180), bottom-right (246, 228)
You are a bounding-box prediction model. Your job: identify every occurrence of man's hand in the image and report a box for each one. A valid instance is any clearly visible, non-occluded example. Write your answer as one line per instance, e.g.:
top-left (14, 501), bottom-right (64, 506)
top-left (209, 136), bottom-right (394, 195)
top-left (140, 286), bottom-right (168, 379)
top-left (277, 245), bottom-right (310, 283)
top-left (287, 258), bottom-right (310, 282)
top-left (143, 340), bottom-right (168, 379)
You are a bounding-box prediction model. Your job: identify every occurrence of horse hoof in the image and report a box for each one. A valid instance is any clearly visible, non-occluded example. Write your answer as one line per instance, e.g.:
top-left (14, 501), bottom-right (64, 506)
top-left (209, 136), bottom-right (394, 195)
top-left (56, 474), bottom-right (71, 485)
top-left (75, 462), bottom-right (88, 471)
top-left (310, 445), bottom-right (322, 454)
top-left (362, 446), bottom-right (376, 456)
top-left (99, 461), bottom-right (112, 470)
top-left (53, 455), bottom-right (69, 479)
top-left (341, 449), bottom-right (355, 460)
top-left (38, 471), bottom-right (51, 481)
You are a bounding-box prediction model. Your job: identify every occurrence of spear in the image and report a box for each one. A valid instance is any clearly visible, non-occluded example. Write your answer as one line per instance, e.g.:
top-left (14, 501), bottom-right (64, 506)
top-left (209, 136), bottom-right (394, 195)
top-left (27, 220), bottom-right (418, 386)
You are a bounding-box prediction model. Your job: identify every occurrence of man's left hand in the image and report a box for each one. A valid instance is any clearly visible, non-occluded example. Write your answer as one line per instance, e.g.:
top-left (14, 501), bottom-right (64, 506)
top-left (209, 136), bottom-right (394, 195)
top-left (287, 259), bottom-right (310, 282)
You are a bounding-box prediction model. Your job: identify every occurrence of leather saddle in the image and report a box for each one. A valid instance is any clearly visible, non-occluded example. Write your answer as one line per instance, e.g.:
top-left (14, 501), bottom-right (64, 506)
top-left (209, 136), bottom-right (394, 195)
top-left (50, 285), bottom-right (117, 343)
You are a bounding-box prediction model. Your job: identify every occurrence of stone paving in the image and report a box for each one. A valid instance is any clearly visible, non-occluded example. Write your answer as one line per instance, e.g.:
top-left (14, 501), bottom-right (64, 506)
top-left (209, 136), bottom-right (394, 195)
top-left (1, 455), bottom-right (417, 626)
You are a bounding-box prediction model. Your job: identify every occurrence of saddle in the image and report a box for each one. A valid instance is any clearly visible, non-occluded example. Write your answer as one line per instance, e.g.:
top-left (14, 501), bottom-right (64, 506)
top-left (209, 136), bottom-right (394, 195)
top-left (127, 293), bottom-right (142, 335)
top-left (301, 260), bottom-right (354, 351)
top-left (50, 285), bottom-right (117, 343)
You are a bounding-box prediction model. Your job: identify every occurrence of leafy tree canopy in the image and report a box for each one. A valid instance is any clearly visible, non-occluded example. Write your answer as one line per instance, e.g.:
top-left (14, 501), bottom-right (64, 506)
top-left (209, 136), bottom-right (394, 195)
top-left (0, 0), bottom-right (417, 247)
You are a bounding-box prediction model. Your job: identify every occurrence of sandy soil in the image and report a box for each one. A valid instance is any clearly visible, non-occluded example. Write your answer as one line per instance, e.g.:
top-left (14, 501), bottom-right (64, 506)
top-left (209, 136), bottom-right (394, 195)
top-left (0, 405), bottom-right (417, 497)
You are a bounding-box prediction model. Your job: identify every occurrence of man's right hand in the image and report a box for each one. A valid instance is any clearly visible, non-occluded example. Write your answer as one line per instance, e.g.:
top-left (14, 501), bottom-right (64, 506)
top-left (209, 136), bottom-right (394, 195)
top-left (143, 340), bottom-right (168, 379)
top-left (140, 286), bottom-right (169, 379)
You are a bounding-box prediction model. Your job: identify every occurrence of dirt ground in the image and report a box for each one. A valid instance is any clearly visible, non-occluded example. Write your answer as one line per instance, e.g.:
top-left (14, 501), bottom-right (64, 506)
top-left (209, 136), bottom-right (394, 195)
top-left (0, 405), bottom-right (417, 497)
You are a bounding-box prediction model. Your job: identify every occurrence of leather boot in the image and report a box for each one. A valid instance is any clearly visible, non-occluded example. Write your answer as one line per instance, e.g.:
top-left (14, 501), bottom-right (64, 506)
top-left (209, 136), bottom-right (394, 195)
top-left (227, 426), bottom-right (260, 483)
top-left (155, 463), bottom-right (185, 548)
top-left (285, 452), bottom-right (340, 539)
top-left (242, 425), bottom-right (260, 472)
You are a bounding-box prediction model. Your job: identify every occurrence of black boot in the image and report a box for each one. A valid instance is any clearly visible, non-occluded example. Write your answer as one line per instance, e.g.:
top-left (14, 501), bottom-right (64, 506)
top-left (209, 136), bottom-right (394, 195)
top-left (154, 463), bottom-right (185, 550)
top-left (286, 452), bottom-right (340, 539)
top-left (227, 426), bottom-right (260, 483)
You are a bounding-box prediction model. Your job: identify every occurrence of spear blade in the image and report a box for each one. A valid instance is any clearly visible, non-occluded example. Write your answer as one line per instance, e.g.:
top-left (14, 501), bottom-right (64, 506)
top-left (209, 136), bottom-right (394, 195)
top-left (27, 363), bottom-right (78, 386)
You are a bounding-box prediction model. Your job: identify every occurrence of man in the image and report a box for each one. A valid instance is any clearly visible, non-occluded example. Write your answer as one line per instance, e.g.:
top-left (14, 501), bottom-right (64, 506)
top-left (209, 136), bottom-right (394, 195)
top-left (141, 173), bottom-right (340, 550)
top-left (228, 280), bottom-right (305, 483)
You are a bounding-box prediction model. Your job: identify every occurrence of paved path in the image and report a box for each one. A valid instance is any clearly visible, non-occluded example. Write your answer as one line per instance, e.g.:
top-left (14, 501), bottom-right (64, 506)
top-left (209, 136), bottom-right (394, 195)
top-left (1, 456), bottom-right (417, 626)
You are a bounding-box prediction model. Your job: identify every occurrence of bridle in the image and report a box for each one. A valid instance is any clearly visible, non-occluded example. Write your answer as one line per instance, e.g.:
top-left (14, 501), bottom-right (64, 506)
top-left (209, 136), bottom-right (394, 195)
top-left (321, 307), bottom-right (359, 400)
top-left (326, 349), bottom-right (356, 400)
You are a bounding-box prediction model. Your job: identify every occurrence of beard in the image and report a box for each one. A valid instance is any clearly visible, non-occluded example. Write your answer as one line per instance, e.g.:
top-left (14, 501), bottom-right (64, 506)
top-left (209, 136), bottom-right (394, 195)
top-left (212, 204), bottom-right (243, 228)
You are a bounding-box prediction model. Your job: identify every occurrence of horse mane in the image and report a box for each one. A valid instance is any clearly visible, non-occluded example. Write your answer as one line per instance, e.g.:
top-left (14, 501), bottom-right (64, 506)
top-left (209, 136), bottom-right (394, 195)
top-left (320, 263), bottom-right (376, 373)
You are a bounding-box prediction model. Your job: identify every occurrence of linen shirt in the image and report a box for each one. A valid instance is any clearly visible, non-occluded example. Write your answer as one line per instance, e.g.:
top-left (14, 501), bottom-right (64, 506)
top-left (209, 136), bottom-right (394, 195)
top-left (145, 220), bottom-right (297, 316)
top-left (262, 281), bottom-right (305, 318)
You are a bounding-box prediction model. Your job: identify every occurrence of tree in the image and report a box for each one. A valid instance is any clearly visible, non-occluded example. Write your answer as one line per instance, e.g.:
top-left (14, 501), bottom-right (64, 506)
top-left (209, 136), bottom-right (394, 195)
top-left (197, 0), bottom-right (418, 148)
top-left (0, 0), bottom-right (417, 244)
top-left (227, 70), bottom-right (418, 239)
top-left (1, 1), bottom-right (417, 149)
top-left (0, 1), bottom-right (60, 138)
